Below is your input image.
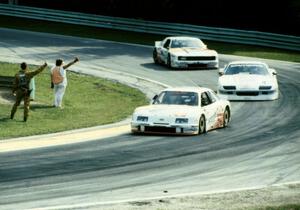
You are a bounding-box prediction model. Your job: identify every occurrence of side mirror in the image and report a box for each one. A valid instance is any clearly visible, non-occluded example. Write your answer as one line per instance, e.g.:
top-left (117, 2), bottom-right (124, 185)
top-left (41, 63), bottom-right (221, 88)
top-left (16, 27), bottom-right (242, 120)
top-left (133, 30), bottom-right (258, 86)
top-left (219, 69), bottom-right (224, 76)
top-left (271, 69), bottom-right (277, 76)
top-left (152, 95), bottom-right (158, 104)
top-left (163, 42), bottom-right (170, 49)
top-left (272, 69), bottom-right (277, 76)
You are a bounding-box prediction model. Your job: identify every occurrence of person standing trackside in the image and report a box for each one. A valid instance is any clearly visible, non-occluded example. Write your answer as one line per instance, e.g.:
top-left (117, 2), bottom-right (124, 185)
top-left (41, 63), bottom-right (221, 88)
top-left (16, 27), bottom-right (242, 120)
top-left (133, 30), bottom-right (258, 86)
top-left (10, 61), bottom-right (48, 122)
top-left (51, 57), bottom-right (79, 108)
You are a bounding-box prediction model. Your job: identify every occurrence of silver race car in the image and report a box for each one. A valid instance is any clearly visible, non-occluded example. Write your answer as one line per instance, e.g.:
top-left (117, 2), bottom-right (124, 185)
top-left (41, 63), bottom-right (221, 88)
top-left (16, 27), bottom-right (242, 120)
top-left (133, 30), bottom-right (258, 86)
top-left (153, 36), bottom-right (219, 69)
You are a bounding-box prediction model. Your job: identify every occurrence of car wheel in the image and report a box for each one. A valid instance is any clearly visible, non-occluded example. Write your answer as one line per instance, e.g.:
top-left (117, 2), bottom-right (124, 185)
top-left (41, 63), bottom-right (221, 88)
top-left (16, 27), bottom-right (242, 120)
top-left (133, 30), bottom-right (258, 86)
top-left (153, 49), bottom-right (159, 64)
top-left (198, 115), bottom-right (206, 134)
top-left (223, 107), bottom-right (230, 127)
top-left (167, 54), bottom-right (172, 68)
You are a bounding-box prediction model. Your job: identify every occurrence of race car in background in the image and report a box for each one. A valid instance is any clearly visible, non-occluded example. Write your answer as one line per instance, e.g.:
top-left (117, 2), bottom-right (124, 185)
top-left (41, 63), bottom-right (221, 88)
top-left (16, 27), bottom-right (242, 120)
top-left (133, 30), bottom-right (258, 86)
top-left (153, 36), bottom-right (219, 69)
top-left (131, 87), bottom-right (230, 135)
top-left (218, 61), bottom-right (279, 100)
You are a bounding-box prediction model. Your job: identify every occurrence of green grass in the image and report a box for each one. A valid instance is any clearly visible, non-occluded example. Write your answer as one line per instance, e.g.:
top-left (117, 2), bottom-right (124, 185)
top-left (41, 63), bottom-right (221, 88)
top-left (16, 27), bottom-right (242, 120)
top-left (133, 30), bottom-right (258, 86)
top-left (0, 15), bottom-right (299, 62)
top-left (0, 62), bottom-right (148, 139)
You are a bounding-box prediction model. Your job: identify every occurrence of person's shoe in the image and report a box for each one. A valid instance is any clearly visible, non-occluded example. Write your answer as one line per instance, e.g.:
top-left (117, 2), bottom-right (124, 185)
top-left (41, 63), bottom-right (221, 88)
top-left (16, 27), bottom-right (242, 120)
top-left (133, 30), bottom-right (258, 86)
top-left (23, 117), bottom-right (27, 122)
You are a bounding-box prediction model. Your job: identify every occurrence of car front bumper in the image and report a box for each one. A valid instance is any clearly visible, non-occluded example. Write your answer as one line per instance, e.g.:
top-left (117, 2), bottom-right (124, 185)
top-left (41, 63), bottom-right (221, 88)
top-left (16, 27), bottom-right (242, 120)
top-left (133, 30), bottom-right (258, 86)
top-left (218, 89), bottom-right (279, 101)
top-left (171, 60), bottom-right (219, 69)
top-left (131, 123), bottom-right (199, 135)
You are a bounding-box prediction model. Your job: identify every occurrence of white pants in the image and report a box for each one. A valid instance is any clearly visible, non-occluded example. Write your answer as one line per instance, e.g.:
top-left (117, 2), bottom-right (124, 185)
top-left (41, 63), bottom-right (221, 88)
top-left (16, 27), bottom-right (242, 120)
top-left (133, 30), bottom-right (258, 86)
top-left (54, 84), bottom-right (66, 107)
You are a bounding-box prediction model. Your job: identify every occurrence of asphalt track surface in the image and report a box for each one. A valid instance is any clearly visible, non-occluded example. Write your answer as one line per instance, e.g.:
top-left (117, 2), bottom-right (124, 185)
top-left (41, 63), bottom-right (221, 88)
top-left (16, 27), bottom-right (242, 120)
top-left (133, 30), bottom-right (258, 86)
top-left (0, 28), bottom-right (299, 209)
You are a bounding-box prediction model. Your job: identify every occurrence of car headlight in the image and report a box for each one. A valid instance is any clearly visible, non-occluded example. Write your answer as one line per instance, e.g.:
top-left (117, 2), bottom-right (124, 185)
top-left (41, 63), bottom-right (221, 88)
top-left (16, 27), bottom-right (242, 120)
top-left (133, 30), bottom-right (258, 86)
top-left (175, 118), bottom-right (188, 124)
top-left (137, 116), bottom-right (148, 122)
top-left (170, 54), bottom-right (177, 59)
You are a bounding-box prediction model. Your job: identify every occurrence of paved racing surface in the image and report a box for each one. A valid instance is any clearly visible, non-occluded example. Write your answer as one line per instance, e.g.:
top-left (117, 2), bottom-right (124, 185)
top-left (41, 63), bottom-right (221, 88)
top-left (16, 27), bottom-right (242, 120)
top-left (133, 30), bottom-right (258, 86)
top-left (0, 28), bottom-right (299, 209)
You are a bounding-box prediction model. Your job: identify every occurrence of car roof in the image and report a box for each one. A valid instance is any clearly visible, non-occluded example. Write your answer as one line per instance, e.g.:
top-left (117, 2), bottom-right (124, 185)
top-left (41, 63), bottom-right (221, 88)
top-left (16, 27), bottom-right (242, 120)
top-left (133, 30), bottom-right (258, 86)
top-left (227, 61), bottom-right (269, 67)
top-left (162, 86), bottom-right (212, 93)
top-left (165, 36), bottom-right (200, 41)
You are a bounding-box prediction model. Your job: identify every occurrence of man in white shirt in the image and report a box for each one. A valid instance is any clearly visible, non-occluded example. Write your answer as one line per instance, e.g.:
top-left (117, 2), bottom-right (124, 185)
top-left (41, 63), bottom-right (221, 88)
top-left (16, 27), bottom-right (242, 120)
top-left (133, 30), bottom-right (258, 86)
top-left (51, 57), bottom-right (79, 108)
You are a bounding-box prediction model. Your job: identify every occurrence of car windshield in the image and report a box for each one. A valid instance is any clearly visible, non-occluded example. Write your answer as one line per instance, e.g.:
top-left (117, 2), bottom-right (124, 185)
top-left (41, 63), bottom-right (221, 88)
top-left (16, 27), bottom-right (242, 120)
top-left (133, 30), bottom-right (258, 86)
top-left (154, 91), bottom-right (199, 106)
top-left (170, 39), bottom-right (205, 49)
top-left (225, 64), bottom-right (269, 75)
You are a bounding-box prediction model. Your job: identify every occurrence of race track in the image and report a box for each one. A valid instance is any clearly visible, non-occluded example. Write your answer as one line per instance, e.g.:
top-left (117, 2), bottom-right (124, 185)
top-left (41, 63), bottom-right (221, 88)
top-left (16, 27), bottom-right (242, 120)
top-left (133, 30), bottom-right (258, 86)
top-left (0, 28), bottom-right (299, 209)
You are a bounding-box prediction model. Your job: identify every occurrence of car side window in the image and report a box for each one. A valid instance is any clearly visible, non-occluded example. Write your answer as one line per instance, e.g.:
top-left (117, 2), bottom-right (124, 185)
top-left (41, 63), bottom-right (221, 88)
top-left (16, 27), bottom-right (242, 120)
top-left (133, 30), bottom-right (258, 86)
top-left (163, 39), bottom-right (171, 49)
top-left (201, 92), bottom-right (212, 107)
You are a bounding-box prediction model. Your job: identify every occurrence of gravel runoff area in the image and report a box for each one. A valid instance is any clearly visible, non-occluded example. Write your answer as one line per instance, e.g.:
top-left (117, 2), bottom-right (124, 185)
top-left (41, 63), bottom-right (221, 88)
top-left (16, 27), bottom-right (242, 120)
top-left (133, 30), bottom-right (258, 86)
top-left (72, 183), bottom-right (300, 210)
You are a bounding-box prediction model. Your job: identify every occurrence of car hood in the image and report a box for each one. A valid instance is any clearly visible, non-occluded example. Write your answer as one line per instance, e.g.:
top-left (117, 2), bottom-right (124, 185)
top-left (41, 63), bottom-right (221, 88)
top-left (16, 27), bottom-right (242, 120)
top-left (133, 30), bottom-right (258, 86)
top-left (169, 48), bottom-right (217, 57)
top-left (134, 105), bottom-right (199, 117)
top-left (219, 74), bottom-right (273, 89)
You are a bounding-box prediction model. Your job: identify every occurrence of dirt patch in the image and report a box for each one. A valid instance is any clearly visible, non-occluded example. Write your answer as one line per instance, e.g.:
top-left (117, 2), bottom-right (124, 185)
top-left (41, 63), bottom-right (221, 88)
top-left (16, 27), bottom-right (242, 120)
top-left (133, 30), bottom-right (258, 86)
top-left (0, 88), bottom-right (42, 106)
top-left (0, 88), bottom-right (14, 105)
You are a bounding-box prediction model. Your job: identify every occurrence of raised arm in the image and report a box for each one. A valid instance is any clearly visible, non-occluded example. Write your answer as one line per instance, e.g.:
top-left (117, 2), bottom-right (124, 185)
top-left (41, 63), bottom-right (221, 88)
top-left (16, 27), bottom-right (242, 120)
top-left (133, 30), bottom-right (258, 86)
top-left (28, 62), bottom-right (48, 78)
top-left (63, 57), bottom-right (79, 70)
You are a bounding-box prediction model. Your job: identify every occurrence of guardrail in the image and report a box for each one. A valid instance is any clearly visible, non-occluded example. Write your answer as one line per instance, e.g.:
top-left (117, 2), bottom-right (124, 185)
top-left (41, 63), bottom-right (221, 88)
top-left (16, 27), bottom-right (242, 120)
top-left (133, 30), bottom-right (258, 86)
top-left (0, 3), bottom-right (299, 51)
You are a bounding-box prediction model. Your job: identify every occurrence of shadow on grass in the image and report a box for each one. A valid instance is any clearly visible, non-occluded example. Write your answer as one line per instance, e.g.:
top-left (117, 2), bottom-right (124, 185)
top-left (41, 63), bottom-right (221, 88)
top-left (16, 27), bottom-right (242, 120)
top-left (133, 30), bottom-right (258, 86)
top-left (30, 104), bottom-right (54, 110)
top-left (0, 116), bottom-right (11, 122)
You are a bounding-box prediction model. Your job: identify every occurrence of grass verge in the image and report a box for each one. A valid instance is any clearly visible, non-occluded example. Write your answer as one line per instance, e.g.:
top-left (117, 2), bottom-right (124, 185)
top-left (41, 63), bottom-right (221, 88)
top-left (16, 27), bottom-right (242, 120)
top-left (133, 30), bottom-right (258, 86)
top-left (0, 62), bottom-right (148, 139)
top-left (0, 15), bottom-right (299, 62)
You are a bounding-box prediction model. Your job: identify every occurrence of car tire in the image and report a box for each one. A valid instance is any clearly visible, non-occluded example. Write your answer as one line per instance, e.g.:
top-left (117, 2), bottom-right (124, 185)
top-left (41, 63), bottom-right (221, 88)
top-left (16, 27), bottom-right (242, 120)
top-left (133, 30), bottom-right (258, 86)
top-left (153, 49), bottom-right (159, 64)
top-left (223, 107), bottom-right (230, 128)
top-left (198, 115), bottom-right (206, 134)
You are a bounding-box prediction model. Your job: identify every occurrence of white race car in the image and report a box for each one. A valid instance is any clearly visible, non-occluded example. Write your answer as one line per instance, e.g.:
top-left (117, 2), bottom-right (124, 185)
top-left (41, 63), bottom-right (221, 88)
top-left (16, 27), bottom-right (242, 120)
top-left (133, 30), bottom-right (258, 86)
top-left (153, 36), bottom-right (219, 69)
top-left (131, 87), bottom-right (231, 135)
top-left (218, 61), bottom-right (279, 100)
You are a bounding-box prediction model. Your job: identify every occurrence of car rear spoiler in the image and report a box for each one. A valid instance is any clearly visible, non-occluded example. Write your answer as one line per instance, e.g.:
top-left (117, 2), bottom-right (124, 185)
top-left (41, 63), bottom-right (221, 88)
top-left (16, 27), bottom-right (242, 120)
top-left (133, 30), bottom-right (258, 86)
top-left (155, 41), bottom-right (162, 48)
